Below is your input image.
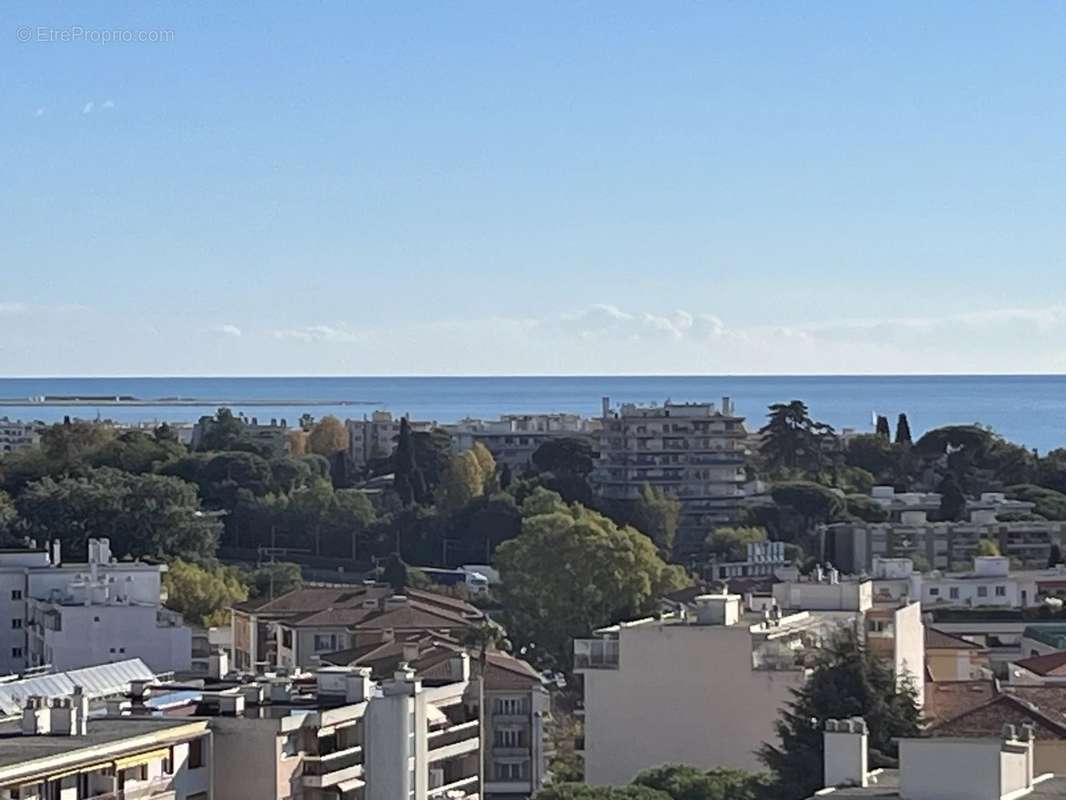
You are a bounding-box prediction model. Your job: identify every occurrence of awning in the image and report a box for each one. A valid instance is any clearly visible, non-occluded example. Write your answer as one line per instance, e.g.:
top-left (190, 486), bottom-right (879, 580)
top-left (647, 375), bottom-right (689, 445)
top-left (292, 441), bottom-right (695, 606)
top-left (114, 748), bottom-right (170, 770)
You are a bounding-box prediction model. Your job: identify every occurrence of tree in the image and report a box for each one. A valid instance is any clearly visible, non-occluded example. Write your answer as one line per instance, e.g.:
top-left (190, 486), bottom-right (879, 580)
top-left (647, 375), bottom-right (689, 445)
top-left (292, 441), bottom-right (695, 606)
top-left (16, 468), bottom-right (220, 562)
top-left (844, 435), bottom-right (899, 481)
top-left (936, 472), bottom-right (967, 522)
top-left (704, 526), bottom-right (767, 560)
top-left (246, 561), bottom-right (303, 600)
top-left (195, 408), bottom-right (247, 452)
top-left (875, 416), bottom-right (891, 440)
top-left (163, 559), bottom-right (248, 627)
top-left (0, 490), bottom-right (17, 540)
top-left (770, 482), bottom-right (846, 535)
top-left (436, 451), bottom-right (488, 513)
top-left (621, 485), bottom-right (681, 557)
top-left (532, 437), bottom-right (595, 477)
top-left (759, 627), bottom-right (921, 800)
top-left (40, 419), bottom-right (114, 465)
top-left (1006, 484), bottom-right (1066, 520)
top-left (1049, 543), bottom-right (1063, 568)
top-left (895, 413), bottom-right (913, 445)
top-left (632, 764), bottom-right (771, 800)
top-left (535, 787), bottom-right (669, 800)
top-left (393, 418), bottom-right (427, 506)
top-left (286, 430), bottom-right (307, 456)
top-left (88, 430), bottom-right (184, 474)
top-left (759, 402), bottom-right (836, 477)
top-left (975, 538), bottom-right (1001, 557)
top-left (469, 443), bottom-right (497, 490)
top-left (381, 552), bottom-right (409, 592)
top-left (308, 415), bottom-right (349, 457)
top-left (495, 489), bottom-right (689, 670)
top-left (844, 494), bottom-right (889, 523)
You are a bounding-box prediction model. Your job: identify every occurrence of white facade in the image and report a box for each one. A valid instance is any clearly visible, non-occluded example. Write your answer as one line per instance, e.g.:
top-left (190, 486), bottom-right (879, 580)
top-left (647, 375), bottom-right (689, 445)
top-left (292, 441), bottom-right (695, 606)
top-left (576, 595), bottom-right (857, 785)
top-left (0, 418), bottom-right (41, 454)
top-left (0, 539), bottom-right (190, 675)
top-left (445, 413), bottom-right (594, 469)
top-left (346, 411), bottom-right (436, 468)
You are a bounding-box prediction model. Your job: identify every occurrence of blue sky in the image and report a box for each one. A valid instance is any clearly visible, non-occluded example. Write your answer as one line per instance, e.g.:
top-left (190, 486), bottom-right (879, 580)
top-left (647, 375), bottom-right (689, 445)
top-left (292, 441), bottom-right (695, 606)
top-left (4, 2), bottom-right (1066, 375)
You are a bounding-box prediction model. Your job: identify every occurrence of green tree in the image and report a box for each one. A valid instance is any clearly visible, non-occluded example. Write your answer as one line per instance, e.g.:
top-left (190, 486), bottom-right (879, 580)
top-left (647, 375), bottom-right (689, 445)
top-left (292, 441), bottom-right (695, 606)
top-left (895, 413), bottom-right (913, 445)
top-left (770, 482), bottom-right (846, 535)
top-left (39, 419), bottom-right (114, 465)
top-left (704, 526), bottom-right (767, 560)
top-left (195, 408), bottom-right (248, 452)
top-left (616, 484), bottom-right (681, 556)
top-left (245, 561), bottom-right (303, 600)
top-left (308, 415), bottom-right (349, 456)
top-left (534, 787), bottom-right (669, 800)
top-left (844, 434), bottom-right (899, 481)
top-left (975, 538), bottom-right (1001, 557)
top-left (1006, 484), bottom-right (1066, 520)
top-left (436, 451), bottom-right (487, 513)
top-left (88, 430), bottom-right (185, 474)
top-left (163, 559), bottom-right (248, 627)
top-left (532, 437), bottom-right (595, 477)
top-left (469, 442), bottom-right (497, 490)
top-left (936, 472), bottom-right (967, 521)
top-left (495, 489), bottom-right (689, 670)
top-left (875, 415), bottom-right (891, 440)
top-left (632, 764), bottom-right (771, 800)
top-left (759, 402), bottom-right (835, 477)
top-left (844, 494), bottom-right (889, 523)
top-left (381, 552), bottom-right (410, 592)
top-left (759, 627), bottom-right (921, 800)
top-left (16, 468), bottom-right (220, 562)
top-left (0, 490), bottom-right (17, 540)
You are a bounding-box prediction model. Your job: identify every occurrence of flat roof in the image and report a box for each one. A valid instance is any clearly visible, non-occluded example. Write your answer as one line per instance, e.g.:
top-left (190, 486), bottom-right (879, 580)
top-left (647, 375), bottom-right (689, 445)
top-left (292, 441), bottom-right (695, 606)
top-left (0, 717), bottom-right (201, 773)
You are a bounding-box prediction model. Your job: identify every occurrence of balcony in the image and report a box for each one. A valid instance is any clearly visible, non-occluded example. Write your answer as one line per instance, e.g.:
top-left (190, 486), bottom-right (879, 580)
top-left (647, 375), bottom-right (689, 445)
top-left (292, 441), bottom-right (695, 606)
top-left (89, 778), bottom-right (177, 800)
top-left (428, 774), bottom-right (479, 798)
top-left (574, 638), bottom-right (619, 670)
top-left (427, 720), bottom-right (480, 762)
top-left (301, 745), bottom-right (364, 788)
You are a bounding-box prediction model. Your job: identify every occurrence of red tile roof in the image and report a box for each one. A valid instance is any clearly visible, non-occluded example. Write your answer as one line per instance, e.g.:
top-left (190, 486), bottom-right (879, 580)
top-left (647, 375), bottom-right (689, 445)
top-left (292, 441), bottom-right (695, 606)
top-left (1014, 651), bottom-right (1066, 677)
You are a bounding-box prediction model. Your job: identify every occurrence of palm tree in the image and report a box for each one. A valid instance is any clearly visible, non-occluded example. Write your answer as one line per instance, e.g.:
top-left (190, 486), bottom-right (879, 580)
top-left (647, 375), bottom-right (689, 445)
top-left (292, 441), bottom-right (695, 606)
top-left (461, 621), bottom-right (509, 793)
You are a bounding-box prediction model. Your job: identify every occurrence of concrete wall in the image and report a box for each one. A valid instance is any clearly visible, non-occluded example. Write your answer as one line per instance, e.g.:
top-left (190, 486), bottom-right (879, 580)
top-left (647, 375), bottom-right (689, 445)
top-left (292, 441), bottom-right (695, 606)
top-left (211, 718), bottom-right (282, 800)
top-left (893, 602), bottom-right (925, 708)
top-left (41, 603), bottom-right (191, 672)
top-left (582, 622), bottom-right (804, 785)
top-left (898, 739), bottom-right (1003, 800)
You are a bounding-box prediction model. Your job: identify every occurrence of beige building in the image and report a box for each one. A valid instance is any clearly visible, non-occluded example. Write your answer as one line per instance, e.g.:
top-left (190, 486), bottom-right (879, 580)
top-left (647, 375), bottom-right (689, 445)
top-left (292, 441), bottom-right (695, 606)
top-left (594, 397), bottom-right (749, 550)
top-left (0, 418), bottom-right (41, 454)
top-left (575, 593), bottom-right (858, 784)
top-left (446, 413), bottom-right (595, 470)
top-left (0, 697), bottom-right (211, 800)
top-left (345, 412), bottom-right (436, 468)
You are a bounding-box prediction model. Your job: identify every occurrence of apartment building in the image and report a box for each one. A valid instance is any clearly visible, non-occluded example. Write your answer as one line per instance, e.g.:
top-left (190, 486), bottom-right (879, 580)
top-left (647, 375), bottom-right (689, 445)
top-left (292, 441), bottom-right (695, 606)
top-left (0, 419), bottom-right (41, 455)
top-left (702, 541), bottom-right (791, 582)
top-left (594, 397), bottom-right (749, 549)
top-left (445, 413), bottom-right (595, 470)
top-left (0, 539), bottom-right (190, 675)
top-left (575, 592), bottom-right (858, 784)
top-left (823, 487), bottom-right (1062, 572)
top-left (345, 412), bottom-right (437, 469)
top-left (811, 715), bottom-right (1066, 799)
top-left (0, 695), bottom-right (211, 800)
top-left (319, 635), bottom-right (549, 800)
top-left (191, 415), bottom-right (290, 457)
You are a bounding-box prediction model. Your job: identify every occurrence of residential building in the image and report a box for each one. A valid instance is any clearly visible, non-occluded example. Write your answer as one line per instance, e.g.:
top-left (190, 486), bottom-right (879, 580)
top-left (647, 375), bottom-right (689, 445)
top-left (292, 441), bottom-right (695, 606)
top-left (1010, 653), bottom-right (1066, 686)
top-left (0, 696), bottom-right (211, 800)
top-left (0, 418), bottom-right (41, 454)
top-left (575, 592), bottom-right (858, 784)
top-left (822, 488), bottom-right (1062, 572)
top-left (0, 538), bottom-right (190, 674)
top-left (925, 627), bottom-right (989, 681)
top-left (445, 413), bottom-right (595, 470)
top-left (0, 658), bottom-right (157, 719)
top-left (319, 635), bottom-right (549, 800)
top-left (191, 415), bottom-right (291, 457)
top-left (345, 411), bottom-right (437, 469)
top-left (702, 541), bottom-right (791, 582)
top-left (810, 715), bottom-right (1066, 799)
top-left (594, 397), bottom-right (749, 550)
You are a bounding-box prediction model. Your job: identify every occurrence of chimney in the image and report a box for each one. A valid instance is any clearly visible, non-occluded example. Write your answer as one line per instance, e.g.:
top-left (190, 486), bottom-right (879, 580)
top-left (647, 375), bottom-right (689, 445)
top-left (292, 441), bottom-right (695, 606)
top-left (402, 641), bottom-right (421, 662)
top-left (824, 718), bottom-right (868, 789)
top-left (693, 593), bottom-right (742, 626)
top-left (21, 697), bottom-right (50, 735)
top-left (51, 539), bottom-right (61, 567)
top-left (384, 595), bottom-right (409, 610)
top-left (601, 396), bottom-right (610, 418)
top-left (345, 667), bottom-right (373, 703)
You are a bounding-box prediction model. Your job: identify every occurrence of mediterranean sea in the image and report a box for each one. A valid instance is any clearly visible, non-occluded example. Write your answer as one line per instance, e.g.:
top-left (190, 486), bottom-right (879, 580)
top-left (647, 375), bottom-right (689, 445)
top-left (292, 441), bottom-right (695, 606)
top-left (1, 375), bottom-right (1064, 453)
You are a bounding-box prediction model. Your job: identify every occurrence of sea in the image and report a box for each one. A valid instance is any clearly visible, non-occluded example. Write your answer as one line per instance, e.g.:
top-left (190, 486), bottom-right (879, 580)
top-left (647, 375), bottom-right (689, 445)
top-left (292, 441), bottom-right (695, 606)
top-left (1, 375), bottom-right (1065, 453)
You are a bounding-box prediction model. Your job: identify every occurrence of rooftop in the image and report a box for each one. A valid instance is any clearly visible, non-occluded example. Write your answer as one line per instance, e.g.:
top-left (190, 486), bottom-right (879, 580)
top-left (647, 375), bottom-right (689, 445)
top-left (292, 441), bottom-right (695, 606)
top-left (1015, 651), bottom-right (1066, 677)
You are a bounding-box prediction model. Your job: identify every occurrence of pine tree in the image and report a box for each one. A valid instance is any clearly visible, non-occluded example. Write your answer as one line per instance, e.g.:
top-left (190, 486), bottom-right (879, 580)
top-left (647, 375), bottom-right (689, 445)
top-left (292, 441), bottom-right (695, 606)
top-left (895, 413), bottom-right (913, 445)
top-left (875, 415), bottom-right (891, 440)
top-left (759, 627), bottom-right (921, 800)
top-left (937, 472), bottom-right (967, 521)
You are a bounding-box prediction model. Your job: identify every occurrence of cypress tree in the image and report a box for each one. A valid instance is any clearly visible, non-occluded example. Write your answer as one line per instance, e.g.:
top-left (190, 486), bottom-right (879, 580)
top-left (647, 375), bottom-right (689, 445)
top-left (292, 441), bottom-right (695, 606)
top-left (875, 415), bottom-right (891, 440)
top-left (895, 413), bottom-right (913, 445)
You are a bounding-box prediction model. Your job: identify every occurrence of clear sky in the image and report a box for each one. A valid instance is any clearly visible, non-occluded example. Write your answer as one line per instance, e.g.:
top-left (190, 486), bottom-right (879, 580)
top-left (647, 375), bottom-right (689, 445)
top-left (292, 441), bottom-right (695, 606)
top-left (4, 2), bottom-right (1066, 376)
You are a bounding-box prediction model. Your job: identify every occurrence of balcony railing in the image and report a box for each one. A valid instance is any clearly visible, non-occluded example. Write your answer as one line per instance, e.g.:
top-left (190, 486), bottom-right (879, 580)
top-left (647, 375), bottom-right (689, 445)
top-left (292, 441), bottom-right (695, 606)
top-left (428, 774), bottom-right (480, 798)
top-left (302, 745), bottom-right (363, 776)
top-left (427, 720), bottom-right (480, 753)
top-left (89, 778), bottom-right (176, 800)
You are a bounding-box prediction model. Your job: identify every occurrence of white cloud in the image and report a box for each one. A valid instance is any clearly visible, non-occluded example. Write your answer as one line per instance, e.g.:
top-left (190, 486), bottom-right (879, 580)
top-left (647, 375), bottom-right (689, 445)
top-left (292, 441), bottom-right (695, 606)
top-left (33, 108), bottom-right (45, 118)
top-left (101, 100), bottom-right (115, 110)
top-left (213, 324), bottom-right (242, 338)
top-left (272, 324), bottom-right (372, 344)
top-left (82, 101), bottom-right (94, 114)
top-left (0, 302), bottom-right (29, 315)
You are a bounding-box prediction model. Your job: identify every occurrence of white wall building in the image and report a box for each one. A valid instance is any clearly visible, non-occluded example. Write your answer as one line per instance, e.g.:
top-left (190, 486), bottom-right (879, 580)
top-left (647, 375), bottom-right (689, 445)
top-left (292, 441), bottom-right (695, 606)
top-left (346, 411), bottom-right (437, 468)
top-left (445, 413), bottom-right (595, 469)
top-left (0, 418), bottom-right (41, 454)
top-left (0, 539), bottom-right (190, 675)
top-left (575, 593), bottom-right (857, 785)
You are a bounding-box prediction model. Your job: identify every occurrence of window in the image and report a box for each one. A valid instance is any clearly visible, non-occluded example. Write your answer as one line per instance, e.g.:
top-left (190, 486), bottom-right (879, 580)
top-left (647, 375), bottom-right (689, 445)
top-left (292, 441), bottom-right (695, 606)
top-left (11, 648), bottom-right (22, 659)
top-left (949, 587), bottom-right (959, 600)
top-left (977, 586), bottom-right (988, 598)
top-left (495, 762), bottom-right (526, 781)
top-left (928, 588), bottom-right (940, 597)
top-left (313, 634), bottom-right (338, 652)
top-left (493, 697), bottom-right (527, 715)
top-left (10, 619), bottom-right (21, 630)
top-left (10, 590), bottom-right (21, 601)
top-left (281, 629), bottom-right (293, 648)
top-left (189, 737), bottom-right (205, 769)
top-left (495, 729), bottom-right (525, 747)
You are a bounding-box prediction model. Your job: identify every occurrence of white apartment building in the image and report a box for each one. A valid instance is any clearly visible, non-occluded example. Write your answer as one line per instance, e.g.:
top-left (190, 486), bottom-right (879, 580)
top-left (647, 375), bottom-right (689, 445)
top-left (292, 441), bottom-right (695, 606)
top-left (0, 539), bottom-right (190, 675)
top-left (594, 397), bottom-right (749, 549)
top-left (445, 413), bottom-right (595, 469)
top-left (346, 412), bottom-right (437, 468)
top-left (704, 541), bottom-right (791, 581)
top-left (823, 487), bottom-right (1062, 573)
top-left (811, 715), bottom-right (1065, 799)
top-left (0, 419), bottom-right (41, 455)
top-left (0, 698), bottom-right (212, 800)
top-left (575, 593), bottom-right (858, 785)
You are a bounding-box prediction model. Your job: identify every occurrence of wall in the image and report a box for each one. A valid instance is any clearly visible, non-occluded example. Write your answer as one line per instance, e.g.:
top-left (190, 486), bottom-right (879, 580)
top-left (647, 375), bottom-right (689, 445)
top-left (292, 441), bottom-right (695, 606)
top-left (582, 622), bottom-right (804, 786)
top-left (211, 717), bottom-right (282, 800)
top-left (892, 602), bottom-right (925, 708)
top-left (898, 739), bottom-right (1003, 800)
top-left (41, 603), bottom-right (191, 672)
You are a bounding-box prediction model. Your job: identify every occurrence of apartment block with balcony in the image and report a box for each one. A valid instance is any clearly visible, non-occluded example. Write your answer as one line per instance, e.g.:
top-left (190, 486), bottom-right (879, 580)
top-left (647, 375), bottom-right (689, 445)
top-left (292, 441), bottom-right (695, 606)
top-left (0, 694), bottom-right (211, 800)
top-left (574, 592), bottom-right (858, 785)
top-left (445, 413), bottom-right (596, 470)
top-left (593, 397), bottom-right (749, 551)
top-left (345, 412), bottom-right (437, 469)
top-left (0, 418), bottom-right (41, 455)
top-left (0, 538), bottom-right (189, 675)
